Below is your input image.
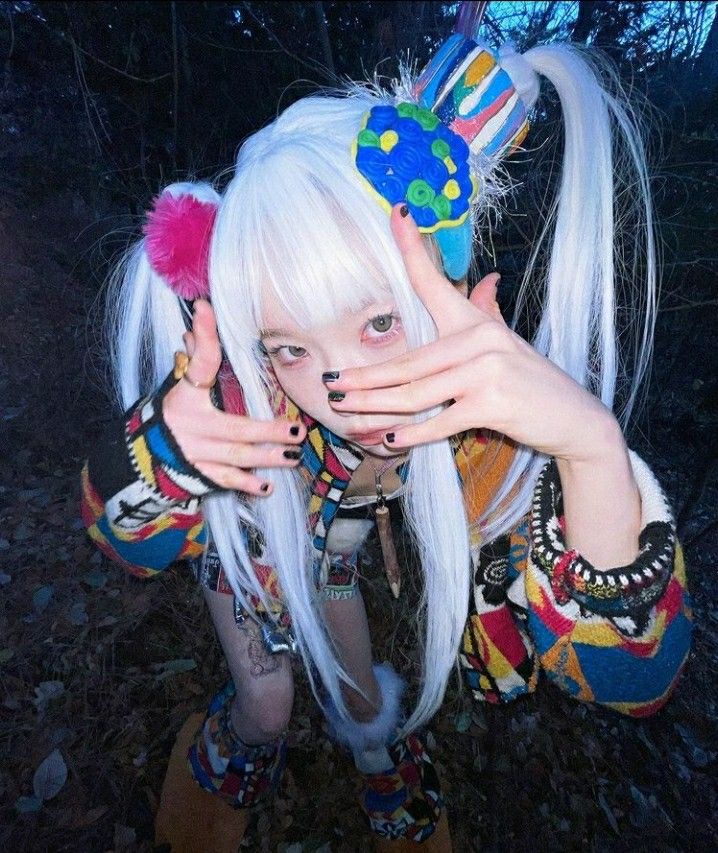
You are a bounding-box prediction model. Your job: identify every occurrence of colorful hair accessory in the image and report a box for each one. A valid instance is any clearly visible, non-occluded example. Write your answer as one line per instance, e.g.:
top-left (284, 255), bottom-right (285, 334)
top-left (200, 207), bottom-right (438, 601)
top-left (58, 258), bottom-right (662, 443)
top-left (354, 102), bottom-right (477, 233)
top-left (143, 193), bottom-right (218, 300)
top-left (352, 21), bottom-right (536, 280)
top-left (412, 33), bottom-right (530, 159)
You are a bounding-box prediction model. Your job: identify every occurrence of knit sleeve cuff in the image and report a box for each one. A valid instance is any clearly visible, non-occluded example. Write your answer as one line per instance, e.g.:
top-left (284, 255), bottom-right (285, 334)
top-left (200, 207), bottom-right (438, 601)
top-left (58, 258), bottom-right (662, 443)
top-left (123, 370), bottom-right (220, 505)
top-left (529, 450), bottom-right (676, 620)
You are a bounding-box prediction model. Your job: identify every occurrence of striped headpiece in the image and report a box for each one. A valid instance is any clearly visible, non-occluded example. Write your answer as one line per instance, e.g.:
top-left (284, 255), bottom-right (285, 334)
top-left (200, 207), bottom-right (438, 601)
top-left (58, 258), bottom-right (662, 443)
top-left (412, 33), bottom-right (530, 160)
top-left (353, 17), bottom-right (537, 280)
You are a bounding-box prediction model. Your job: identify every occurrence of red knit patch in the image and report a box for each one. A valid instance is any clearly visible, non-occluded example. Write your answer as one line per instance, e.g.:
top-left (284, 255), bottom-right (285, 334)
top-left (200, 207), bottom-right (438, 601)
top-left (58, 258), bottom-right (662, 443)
top-left (550, 549), bottom-right (578, 605)
top-left (155, 466), bottom-right (191, 500)
top-left (478, 607), bottom-right (529, 668)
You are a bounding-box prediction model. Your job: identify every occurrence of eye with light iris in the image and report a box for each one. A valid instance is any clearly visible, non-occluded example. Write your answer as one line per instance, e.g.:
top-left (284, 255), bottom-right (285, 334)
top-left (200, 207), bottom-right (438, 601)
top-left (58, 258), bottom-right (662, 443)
top-left (363, 312), bottom-right (402, 344)
top-left (371, 314), bottom-right (393, 333)
top-left (263, 343), bottom-right (308, 365)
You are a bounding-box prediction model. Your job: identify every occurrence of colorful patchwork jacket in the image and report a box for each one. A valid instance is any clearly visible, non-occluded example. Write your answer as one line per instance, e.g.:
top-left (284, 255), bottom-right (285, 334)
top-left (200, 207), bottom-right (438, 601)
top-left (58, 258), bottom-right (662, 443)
top-left (81, 365), bottom-right (693, 718)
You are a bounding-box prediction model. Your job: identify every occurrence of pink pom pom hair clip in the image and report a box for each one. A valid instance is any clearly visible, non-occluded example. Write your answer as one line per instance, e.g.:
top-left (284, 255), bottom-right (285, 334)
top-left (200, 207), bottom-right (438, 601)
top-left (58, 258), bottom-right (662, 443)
top-left (143, 191), bottom-right (218, 301)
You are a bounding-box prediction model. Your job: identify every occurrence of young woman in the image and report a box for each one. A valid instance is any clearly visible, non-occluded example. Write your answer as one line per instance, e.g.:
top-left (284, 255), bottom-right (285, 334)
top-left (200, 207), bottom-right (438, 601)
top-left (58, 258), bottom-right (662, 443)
top-left (81, 12), bottom-right (693, 846)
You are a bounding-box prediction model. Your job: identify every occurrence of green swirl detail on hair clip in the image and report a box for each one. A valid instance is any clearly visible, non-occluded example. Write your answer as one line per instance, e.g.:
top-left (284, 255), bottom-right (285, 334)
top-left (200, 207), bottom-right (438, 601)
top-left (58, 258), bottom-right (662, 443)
top-left (352, 102), bottom-right (477, 233)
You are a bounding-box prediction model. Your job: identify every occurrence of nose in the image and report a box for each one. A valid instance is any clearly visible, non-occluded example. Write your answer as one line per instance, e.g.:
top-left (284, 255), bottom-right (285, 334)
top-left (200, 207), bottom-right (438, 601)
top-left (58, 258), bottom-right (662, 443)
top-left (319, 347), bottom-right (373, 417)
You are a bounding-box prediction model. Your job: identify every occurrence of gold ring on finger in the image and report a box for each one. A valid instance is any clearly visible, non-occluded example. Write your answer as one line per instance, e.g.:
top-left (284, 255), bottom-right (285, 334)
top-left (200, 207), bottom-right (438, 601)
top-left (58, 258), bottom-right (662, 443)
top-left (173, 350), bottom-right (215, 390)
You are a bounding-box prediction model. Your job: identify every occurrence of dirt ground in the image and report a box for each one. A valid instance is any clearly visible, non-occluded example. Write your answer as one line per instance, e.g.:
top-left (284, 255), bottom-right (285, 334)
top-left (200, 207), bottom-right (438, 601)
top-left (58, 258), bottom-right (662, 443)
top-left (1, 149), bottom-right (717, 852)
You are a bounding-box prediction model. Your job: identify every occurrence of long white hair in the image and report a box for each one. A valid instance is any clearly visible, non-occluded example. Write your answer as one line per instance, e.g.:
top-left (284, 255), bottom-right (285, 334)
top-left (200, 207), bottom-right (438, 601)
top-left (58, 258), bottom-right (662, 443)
top-left (107, 43), bottom-right (656, 735)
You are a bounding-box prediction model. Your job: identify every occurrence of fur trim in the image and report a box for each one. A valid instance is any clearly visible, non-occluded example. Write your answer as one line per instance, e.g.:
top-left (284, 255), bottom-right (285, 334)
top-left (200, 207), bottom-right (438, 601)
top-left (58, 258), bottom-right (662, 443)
top-left (143, 193), bottom-right (217, 300)
top-left (323, 662), bottom-right (405, 754)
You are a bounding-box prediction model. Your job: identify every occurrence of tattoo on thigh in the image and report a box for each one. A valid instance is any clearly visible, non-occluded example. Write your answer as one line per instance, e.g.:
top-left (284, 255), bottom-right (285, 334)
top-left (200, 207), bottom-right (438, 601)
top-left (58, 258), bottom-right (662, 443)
top-left (242, 620), bottom-right (282, 678)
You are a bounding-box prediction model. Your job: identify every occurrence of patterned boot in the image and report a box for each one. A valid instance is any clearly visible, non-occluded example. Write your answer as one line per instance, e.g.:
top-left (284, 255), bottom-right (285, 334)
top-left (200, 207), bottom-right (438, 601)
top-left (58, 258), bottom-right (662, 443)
top-left (359, 729), bottom-right (444, 843)
top-left (155, 681), bottom-right (287, 851)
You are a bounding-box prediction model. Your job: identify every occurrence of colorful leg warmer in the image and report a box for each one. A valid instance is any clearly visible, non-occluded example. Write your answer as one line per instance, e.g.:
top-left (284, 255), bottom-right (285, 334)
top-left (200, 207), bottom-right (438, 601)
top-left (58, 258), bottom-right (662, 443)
top-left (360, 730), bottom-right (443, 842)
top-left (187, 680), bottom-right (287, 808)
top-left (323, 662), bottom-right (444, 842)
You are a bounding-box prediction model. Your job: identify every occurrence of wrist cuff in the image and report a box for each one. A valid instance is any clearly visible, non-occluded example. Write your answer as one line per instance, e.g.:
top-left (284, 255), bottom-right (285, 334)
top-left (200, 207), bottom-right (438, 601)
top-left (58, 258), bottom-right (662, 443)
top-left (125, 370), bottom-right (219, 503)
top-left (529, 453), bottom-right (676, 617)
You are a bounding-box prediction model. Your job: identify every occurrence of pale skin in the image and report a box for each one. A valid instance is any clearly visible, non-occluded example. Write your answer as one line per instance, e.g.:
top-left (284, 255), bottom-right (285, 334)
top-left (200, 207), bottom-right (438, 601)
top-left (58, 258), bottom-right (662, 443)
top-left (163, 202), bottom-right (642, 743)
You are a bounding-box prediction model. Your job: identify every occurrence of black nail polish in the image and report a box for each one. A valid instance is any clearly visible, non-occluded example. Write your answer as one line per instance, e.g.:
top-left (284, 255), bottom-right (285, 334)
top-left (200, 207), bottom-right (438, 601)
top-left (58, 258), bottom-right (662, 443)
top-left (322, 371), bottom-right (340, 382)
top-left (289, 424), bottom-right (300, 437)
top-left (328, 391), bottom-right (345, 402)
top-left (400, 204), bottom-right (409, 218)
top-left (283, 449), bottom-right (301, 460)
top-left (260, 483), bottom-right (270, 492)
top-left (385, 432), bottom-right (395, 443)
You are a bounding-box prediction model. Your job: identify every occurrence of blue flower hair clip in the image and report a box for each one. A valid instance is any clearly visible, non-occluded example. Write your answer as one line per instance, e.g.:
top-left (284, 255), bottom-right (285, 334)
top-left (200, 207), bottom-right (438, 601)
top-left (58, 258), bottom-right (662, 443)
top-left (353, 102), bottom-right (477, 234)
top-left (353, 23), bottom-right (536, 281)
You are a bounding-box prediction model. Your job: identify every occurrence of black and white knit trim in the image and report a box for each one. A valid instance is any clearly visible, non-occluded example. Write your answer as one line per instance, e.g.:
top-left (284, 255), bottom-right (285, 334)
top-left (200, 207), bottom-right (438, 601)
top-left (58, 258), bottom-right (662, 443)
top-left (529, 451), bottom-right (676, 617)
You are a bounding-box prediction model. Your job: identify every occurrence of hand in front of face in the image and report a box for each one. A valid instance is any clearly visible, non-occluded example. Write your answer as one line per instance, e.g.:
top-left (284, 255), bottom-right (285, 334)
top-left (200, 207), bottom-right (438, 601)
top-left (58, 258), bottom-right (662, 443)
top-left (162, 300), bottom-right (306, 496)
top-left (325, 205), bottom-right (616, 462)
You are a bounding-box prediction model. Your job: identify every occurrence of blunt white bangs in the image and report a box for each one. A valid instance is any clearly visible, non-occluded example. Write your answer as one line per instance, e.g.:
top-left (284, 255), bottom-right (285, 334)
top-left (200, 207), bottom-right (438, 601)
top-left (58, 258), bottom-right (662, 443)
top-left (224, 116), bottom-right (410, 336)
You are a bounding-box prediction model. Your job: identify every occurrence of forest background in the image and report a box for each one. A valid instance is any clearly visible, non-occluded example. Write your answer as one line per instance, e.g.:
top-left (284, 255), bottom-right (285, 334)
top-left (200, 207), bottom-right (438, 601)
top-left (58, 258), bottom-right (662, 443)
top-left (0, 2), bottom-right (716, 851)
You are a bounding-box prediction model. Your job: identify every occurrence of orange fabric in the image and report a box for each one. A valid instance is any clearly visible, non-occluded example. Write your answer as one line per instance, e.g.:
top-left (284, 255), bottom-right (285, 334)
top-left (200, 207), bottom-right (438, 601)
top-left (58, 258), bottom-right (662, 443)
top-left (454, 430), bottom-right (518, 527)
top-left (155, 714), bottom-right (250, 852)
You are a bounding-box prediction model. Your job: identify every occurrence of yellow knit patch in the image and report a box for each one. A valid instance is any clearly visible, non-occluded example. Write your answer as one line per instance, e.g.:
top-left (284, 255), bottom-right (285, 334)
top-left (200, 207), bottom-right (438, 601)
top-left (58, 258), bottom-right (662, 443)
top-left (308, 428), bottom-right (323, 459)
top-left (132, 437), bottom-right (156, 488)
top-left (443, 155), bottom-right (457, 175)
top-left (571, 620), bottom-right (622, 647)
top-left (379, 130), bottom-right (399, 152)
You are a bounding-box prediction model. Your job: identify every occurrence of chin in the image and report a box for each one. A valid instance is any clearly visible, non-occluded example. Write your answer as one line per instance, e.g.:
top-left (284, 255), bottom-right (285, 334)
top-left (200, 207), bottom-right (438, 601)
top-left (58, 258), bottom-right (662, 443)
top-left (352, 442), bottom-right (405, 458)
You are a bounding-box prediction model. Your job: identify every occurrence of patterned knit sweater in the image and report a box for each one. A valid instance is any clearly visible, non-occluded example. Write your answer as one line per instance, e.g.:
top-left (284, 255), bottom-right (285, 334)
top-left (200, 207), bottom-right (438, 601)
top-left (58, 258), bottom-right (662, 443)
top-left (81, 364), bottom-right (693, 718)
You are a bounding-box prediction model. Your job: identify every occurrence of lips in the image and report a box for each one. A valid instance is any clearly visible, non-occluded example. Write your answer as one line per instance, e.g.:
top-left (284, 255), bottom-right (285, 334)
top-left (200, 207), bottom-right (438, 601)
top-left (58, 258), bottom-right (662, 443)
top-left (346, 426), bottom-right (398, 445)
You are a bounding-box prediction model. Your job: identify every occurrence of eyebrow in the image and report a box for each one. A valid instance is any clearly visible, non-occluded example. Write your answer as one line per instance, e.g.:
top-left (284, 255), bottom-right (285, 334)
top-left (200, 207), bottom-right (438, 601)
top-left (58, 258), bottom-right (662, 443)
top-left (259, 328), bottom-right (293, 340)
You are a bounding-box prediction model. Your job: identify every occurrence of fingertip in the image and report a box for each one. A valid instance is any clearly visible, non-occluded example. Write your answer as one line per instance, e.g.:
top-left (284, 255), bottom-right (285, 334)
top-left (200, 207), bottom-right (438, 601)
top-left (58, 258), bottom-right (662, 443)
top-left (288, 420), bottom-right (305, 440)
top-left (194, 298), bottom-right (216, 328)
top-left (390, 203), bottom-right (415, 237)
top-left (390, 204), bottom-right (434, 268)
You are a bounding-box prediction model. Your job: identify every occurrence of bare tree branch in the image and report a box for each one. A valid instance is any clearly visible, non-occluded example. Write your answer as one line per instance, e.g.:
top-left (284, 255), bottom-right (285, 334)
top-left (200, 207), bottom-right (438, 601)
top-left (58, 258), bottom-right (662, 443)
top-left (314, 1), bottom-right (335, 77)
top-left (70, 33), bottom-right (171, 83)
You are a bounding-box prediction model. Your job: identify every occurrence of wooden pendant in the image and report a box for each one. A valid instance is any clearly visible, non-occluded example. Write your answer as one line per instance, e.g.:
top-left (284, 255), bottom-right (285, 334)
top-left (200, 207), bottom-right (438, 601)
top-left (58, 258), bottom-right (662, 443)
top-left (375, 503), bottom-right (401, 599)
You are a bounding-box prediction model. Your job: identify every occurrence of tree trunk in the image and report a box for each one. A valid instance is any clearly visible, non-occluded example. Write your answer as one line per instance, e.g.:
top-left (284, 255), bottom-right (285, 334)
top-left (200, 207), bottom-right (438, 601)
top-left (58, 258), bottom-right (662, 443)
top-left (571, 0), bottom-right (599, 43)
top-left (695, 6), bottom-right (718, 89)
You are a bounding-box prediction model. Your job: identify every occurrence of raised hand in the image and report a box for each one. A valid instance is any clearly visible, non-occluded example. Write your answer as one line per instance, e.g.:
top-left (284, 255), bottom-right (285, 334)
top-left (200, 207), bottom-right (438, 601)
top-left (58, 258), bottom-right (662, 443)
top-left (163, 299), bottom-right (306, 495)
top-left (325, 204), bottom-right (616, 463)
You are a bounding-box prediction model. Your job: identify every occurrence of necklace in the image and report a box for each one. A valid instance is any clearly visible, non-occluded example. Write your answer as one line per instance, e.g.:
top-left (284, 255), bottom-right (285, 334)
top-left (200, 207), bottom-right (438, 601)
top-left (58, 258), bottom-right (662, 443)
top-left (367, 455), bottom-right (405, 600)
